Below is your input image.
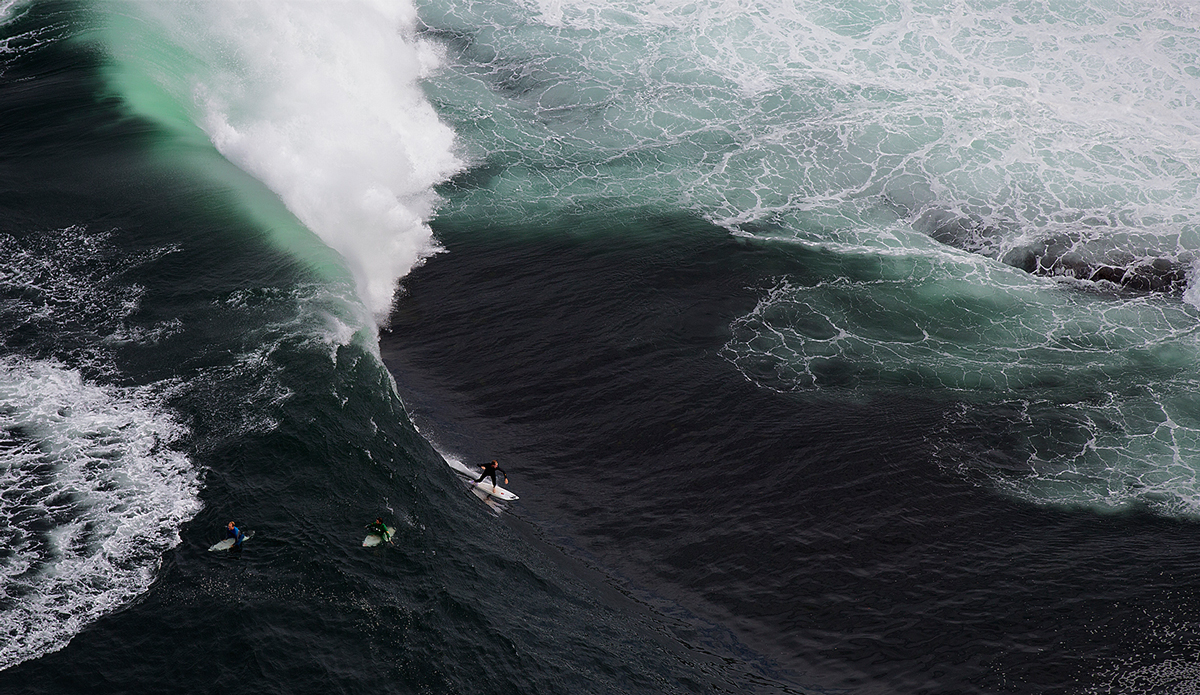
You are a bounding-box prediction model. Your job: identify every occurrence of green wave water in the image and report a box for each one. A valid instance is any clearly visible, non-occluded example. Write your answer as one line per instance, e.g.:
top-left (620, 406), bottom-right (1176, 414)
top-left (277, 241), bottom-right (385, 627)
top-left (90, 0), bottom-right (461, 330)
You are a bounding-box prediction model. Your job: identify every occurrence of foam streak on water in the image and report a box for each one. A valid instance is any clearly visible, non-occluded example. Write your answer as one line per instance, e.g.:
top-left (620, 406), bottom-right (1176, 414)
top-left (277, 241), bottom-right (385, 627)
top-left (0, 359), bottom-right (201, 671)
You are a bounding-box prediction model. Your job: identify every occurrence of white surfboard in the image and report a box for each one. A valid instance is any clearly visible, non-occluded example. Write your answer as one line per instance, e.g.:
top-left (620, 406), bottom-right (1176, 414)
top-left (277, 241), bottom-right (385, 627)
top-left (363, 526), bottom-right (395, 547)
top-left (471, 480), bottom-right (519, 501)
top-left (208, 530), bottom-right (254, 551)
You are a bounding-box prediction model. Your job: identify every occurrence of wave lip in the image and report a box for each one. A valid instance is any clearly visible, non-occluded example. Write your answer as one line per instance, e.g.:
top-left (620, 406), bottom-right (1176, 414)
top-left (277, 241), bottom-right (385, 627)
top-left (0, 359), bottom-right (201, 671)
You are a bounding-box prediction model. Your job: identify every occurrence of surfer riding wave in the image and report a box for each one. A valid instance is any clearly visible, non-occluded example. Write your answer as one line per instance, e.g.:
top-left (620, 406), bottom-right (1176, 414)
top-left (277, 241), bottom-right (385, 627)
top-left (475, 460), bottom-right (507, 490)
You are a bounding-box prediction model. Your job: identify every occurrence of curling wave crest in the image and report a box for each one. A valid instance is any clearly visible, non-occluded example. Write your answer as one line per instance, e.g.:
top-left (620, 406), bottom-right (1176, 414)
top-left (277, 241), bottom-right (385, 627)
top-left (101, 0), bottom-right (462, 323)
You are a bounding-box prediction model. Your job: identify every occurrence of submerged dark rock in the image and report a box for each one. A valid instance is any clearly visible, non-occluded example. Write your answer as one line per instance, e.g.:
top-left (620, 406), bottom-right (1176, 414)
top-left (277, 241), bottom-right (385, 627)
top-left (1000, 244), bottom-right (1188, 293)
top-left (909, 206), bottom-right (1192, 295)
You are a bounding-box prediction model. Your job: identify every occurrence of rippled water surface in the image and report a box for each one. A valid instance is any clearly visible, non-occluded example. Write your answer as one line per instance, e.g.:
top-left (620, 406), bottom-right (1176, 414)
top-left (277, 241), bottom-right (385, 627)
top-left (5, 1), bottom-right (1200, 693)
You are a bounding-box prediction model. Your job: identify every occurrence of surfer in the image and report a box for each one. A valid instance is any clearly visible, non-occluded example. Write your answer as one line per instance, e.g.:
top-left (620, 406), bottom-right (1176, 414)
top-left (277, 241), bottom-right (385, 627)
top-left (365, 518), bottom-right (392, 543)
top-left (475, 460), bottom-right (508, 490)
top-left (225, 521), bottom-right (245, 548)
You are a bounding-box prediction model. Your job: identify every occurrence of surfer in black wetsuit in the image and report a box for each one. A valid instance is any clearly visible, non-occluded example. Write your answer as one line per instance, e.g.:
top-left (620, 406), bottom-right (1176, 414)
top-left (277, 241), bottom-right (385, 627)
top-left (226, 521), bottom-right (245, 548)
top-left (365, 518), bottom-right (391, 543)
top-left (475, 460), bottom-right (508, 489)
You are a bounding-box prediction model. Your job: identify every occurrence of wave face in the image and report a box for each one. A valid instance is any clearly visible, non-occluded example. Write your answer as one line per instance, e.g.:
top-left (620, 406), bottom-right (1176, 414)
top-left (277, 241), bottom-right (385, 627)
top-left (415, 0), bottom-right (1200, 516)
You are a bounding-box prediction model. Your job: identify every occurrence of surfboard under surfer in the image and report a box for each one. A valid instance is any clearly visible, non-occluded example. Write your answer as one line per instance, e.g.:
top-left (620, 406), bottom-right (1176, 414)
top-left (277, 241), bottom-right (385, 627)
top-left (365, 518), bottom-right (392, 543)
top-left (225, 521), bottom-right (246, 548)
top-left (475, 460), bottom-right (508, 490)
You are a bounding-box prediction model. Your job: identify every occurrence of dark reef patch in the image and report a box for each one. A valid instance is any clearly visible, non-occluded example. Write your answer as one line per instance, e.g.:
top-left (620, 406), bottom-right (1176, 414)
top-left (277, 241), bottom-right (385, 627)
top-left (912, 207), bottom-right (1191, 295)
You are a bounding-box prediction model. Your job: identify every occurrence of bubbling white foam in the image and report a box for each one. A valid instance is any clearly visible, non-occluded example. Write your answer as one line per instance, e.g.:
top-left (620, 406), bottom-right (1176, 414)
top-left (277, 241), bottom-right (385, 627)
top-left (118, 0), bottom-right (462, 323)
top-left (0, 358), bottom-right (201, 670)
top-left (0, 0), bottom-right (23, 24)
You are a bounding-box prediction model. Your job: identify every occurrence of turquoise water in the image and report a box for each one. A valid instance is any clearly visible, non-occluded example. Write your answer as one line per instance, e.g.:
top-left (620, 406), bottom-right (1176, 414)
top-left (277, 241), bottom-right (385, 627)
top-left (414, 0), bottom-right (1200, 515)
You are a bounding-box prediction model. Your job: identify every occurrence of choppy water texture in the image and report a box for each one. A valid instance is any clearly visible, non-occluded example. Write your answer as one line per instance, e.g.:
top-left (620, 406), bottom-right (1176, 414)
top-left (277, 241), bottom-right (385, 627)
top-left (4, 0), bottom-right (1200, 693)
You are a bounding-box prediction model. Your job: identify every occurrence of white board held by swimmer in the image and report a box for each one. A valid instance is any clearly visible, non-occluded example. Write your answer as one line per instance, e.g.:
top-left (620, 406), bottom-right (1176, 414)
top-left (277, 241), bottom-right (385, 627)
top-left (363, 526), bottom-right (395, 547)
top-left (208, 530), bottom-right (254, 551)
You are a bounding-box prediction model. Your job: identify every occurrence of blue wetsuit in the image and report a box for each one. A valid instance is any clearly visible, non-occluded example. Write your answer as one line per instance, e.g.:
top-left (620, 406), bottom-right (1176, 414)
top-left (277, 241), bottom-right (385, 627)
top-left (227, 525), bottom-right (245, 547)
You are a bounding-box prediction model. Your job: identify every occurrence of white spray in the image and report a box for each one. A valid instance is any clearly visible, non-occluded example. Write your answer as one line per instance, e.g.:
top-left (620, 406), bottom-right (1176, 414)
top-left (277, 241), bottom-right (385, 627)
top-left (117, 0), bottom-right (463, 323)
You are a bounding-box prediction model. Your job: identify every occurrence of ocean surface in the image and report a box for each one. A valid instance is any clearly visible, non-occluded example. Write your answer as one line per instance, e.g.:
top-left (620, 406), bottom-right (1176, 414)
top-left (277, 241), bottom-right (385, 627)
top-left (4, 0), bottom-right (1200, 693)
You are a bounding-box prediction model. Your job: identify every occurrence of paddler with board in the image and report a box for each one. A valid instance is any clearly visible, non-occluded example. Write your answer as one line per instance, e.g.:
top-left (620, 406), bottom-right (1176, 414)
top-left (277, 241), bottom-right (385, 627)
top-left (364, 517), bottom-right (394, 545)
top-left (225, 521), bottom-right (246, 548)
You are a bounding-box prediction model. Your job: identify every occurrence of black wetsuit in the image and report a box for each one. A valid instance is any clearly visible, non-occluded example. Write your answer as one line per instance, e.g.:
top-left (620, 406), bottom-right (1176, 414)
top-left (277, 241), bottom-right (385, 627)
top-left (475, 462), bottom-right (506, 486)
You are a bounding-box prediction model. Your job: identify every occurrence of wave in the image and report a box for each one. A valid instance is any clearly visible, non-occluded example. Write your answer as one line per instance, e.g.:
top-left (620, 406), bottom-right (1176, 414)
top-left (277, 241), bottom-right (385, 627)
top-left (0, 0), bottom-right (469, 674)
top-left (0, 0), bottom-right (471, 669)
top-left (95, 0), bottom-right (462, 324)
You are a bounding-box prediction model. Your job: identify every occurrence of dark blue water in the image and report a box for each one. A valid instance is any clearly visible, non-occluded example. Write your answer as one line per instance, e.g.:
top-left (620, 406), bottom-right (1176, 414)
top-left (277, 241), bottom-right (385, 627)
top-left (6, 2), bottom-right (1200, 694)
top-left (381, 213), bottom-right (1200, 694)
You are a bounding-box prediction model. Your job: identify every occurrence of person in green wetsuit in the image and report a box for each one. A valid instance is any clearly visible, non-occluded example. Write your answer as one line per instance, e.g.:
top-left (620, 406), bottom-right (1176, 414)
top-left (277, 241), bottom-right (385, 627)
top-left (365, 518), bottom-right (392, 543)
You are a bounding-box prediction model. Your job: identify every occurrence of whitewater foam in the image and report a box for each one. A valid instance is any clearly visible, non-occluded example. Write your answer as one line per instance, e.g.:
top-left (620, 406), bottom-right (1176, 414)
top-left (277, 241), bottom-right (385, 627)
top-left (421, 0), bottom-right (1200, 245)
top-left (0, 1), bottom-right (23, 25)
top-left (0, 227), bottom-right (204, 670)
top-left (0, 358), bottom-right (201, 670)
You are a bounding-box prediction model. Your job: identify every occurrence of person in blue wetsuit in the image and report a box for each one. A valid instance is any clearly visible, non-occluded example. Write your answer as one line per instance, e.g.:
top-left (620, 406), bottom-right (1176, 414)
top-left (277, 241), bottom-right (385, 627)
top-left (226, 521), bottom-right (245, 547)
top-left (474, 460), bottom-right (508, 490)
